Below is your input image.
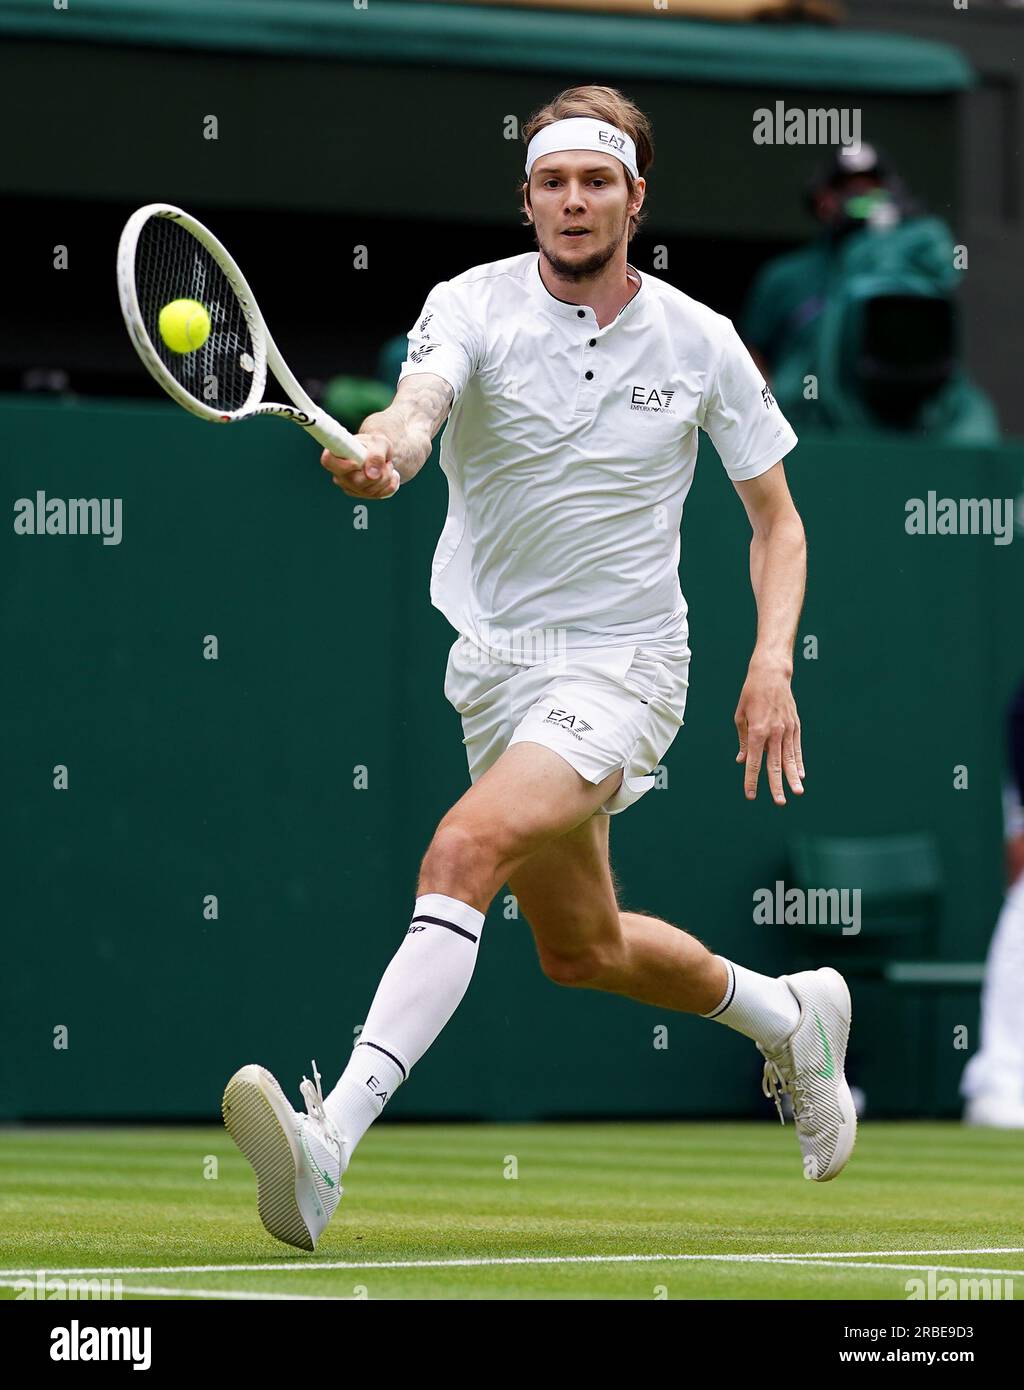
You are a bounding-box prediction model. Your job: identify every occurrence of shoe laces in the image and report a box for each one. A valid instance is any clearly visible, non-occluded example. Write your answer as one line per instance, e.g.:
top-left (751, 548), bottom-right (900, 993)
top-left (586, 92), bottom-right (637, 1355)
top-left (761, 1054), bottom-right (817, 1129)
top-left (298, 1060), bottom-right (346, 1194)
top-left (299, 1059), bottom-right (330, 1130)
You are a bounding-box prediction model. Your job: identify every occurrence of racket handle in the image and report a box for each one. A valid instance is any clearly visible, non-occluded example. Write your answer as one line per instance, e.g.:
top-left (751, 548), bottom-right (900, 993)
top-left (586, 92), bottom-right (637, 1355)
top-left (303, 416), bottom-right (401, 497)
top-left (260, 324), bottom-right (399, 490)
top-left (303, 417), bottom-right (368, 465)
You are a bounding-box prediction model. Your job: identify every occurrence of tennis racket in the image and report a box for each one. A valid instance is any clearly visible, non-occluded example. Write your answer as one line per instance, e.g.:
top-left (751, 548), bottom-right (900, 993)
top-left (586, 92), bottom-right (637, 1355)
top-left (116, 203), bottom-right (399, 494)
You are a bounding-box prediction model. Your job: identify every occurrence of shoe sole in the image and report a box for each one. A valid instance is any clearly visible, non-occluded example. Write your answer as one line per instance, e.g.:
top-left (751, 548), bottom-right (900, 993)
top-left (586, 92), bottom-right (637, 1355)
top-left (814, 967), bottom-right (858, 1181)
top-left (222, 1065), bottom-right (314, 1251)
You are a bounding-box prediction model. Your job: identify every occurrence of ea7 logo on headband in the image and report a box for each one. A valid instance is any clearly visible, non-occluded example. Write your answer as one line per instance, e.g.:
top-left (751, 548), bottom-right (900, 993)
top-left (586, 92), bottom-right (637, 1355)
top-left (598, 129), bottom-right (627, 153)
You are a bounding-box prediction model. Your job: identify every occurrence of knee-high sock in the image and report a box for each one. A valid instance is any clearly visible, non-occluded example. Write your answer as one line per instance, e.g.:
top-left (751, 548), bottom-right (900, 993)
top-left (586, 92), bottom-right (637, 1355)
top-left (323, 893), bottom-right (485, 1151)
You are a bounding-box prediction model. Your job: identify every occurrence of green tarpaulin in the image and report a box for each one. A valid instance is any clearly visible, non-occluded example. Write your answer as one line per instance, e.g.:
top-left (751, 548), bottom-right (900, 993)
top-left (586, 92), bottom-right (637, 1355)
top-left (3, 0), bottom-right (973, 92)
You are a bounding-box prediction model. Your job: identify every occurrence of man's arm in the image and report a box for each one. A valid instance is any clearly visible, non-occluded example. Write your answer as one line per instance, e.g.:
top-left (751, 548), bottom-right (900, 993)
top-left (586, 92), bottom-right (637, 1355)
top-left (730, 460), bottom-right (807, 806)
top-left (748, 345), bottom-right (772, 384)
top-left (320, 372), bottom-right (454, 499)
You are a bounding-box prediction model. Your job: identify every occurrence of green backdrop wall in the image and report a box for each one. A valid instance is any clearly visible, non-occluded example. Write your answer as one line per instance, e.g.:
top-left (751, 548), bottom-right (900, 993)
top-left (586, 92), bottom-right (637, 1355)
top-left (0, 38), bottom-right (962, 242)
top-left (3, 396), bottom-right (1022, 1122)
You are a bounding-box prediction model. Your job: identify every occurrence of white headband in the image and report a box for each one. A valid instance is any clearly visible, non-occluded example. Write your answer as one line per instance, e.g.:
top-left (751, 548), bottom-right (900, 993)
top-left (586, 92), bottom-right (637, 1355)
top-left (525, 116), bottom-right (639, 181)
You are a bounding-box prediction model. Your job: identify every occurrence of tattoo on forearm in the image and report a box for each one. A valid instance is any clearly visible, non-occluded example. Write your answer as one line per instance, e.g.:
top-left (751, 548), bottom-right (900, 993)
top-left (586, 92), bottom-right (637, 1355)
top-left (398, 374), bottom-right (455, 438)
top-left (360, 373), bottom-right (454, 479)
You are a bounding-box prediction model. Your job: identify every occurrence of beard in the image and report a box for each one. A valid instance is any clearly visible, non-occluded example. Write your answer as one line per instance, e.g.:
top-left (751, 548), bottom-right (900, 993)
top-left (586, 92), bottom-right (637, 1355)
top-left (534, 216), bottom-right (628, 283)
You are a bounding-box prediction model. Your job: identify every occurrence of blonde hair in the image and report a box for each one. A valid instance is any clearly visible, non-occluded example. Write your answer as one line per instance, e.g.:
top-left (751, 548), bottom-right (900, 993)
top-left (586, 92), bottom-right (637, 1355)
top-left (521, 85), bottom-right (654, 241)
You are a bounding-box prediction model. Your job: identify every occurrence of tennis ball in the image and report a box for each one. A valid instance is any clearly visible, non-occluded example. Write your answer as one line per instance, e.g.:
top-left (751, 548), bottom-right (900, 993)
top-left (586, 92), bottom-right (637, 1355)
top-left (158, 298), bottom-right (211, 354)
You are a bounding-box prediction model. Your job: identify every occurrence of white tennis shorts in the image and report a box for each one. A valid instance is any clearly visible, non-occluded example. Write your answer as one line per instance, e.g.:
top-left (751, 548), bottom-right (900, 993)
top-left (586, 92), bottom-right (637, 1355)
top-left (443, 634), bottom-right (691, 815)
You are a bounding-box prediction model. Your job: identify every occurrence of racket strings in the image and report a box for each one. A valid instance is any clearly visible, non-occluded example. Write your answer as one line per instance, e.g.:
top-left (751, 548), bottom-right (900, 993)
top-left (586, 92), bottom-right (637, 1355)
top-left (135, 216), bottom-right (258, 412)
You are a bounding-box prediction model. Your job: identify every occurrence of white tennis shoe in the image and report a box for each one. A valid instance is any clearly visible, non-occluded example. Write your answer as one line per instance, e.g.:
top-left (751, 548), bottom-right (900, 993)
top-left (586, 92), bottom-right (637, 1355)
top-left (757, 967), bottom-right (858, 1182)
top-left (222, 1059), bottom-right (346, 1250)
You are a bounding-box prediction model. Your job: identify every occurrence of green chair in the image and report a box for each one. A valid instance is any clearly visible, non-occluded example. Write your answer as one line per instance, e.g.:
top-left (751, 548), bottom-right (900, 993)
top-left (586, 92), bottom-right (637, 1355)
top-left (788, 831), bottom-right (942, 972)
top-left (787, 832), bottom-right (983, 1114)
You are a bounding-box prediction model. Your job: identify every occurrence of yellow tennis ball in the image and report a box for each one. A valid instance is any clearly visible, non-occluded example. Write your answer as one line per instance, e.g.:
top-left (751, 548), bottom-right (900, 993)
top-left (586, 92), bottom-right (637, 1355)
top-left (158, 298), bottom-right (211, 354)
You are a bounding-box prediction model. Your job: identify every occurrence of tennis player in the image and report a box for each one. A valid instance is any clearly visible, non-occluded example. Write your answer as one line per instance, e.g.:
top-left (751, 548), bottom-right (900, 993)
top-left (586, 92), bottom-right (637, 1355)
top-left (223, 86), bottom-right (856, 1251)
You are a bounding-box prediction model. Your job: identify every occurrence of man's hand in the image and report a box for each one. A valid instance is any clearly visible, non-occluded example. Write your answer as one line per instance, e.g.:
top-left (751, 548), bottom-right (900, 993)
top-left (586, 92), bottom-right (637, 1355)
top-left (734, 660), bottom-right (805, 805)
top-left (320, 432), bottom-right (400, 499)
top-left (320, 373), bottom-right (452, 498)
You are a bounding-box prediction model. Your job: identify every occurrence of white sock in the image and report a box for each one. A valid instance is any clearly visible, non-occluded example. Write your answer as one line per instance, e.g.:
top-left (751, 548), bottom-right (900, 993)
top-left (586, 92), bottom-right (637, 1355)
top-left (701, 956), bottom-right (800, 1051)
top-left (323, 893), bottom-right (485, 1151)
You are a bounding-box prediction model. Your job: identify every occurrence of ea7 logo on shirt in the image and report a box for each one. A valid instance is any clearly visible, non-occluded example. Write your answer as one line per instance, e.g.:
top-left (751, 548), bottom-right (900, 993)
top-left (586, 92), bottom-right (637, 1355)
top-left (761, 384), bottom-right (776, 411)
top-left (630, 386), bottom-right (676, 414)
top-left (419, 311), bottom-right (434, 334)
top-left (542, 708), bottom-right (594, 739)
top-left (410, 343), bottom-right (438, 364)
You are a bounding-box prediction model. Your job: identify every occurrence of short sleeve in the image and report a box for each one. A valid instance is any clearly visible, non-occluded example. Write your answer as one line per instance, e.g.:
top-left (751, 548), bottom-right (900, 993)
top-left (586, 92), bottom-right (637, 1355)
top-left (397, 280), bottom-right (480, 403)
top-left (701, 318), bottom-right (798, 481)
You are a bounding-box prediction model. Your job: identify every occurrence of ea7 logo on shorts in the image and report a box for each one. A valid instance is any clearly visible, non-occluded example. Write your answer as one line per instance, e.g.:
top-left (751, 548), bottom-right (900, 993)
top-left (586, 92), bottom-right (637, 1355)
top-left (630, 386), bottom-right (676, 414)
top-left (598, 128), bottom-right (627, 154)
top-left (542, 708), bottom-right (593, 739)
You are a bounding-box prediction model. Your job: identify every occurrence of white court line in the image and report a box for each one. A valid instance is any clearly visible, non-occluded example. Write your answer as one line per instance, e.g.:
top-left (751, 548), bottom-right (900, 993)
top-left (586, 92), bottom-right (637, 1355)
top-left (1, 1248), bottom-right (1021, 1278)
top-left (2, 1263), bottom-right (1021, 1303)
top-left (767, 1261), bottom-right (1024, 1279)
top-left (763, 1247), bottom-right (1024, 1259)
top-left (0, 1281), bottom-right (348, 1301)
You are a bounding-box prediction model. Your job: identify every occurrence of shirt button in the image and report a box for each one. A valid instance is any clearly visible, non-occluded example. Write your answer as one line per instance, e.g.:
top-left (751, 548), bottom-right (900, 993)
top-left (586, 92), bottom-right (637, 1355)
top-left (584, 370), bottom-right (594, 380)
top-left (576, 309), bottom-right (585, 318)
top-left (588, 339), bottom-right (596, 347)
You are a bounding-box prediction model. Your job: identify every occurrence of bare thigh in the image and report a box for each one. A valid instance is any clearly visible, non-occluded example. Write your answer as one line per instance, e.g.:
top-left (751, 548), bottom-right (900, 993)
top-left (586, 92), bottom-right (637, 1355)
top-left (507, 812), bottom-right (623, 981)
top-left (417, 739), bottom-right (624, 912)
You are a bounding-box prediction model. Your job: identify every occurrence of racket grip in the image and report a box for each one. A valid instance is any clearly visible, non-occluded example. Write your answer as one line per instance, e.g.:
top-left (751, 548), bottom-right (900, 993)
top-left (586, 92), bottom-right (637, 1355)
top-left (305, 417), bottom-right (401, 497)
top-left (304, 417), bottom-right (368, 465)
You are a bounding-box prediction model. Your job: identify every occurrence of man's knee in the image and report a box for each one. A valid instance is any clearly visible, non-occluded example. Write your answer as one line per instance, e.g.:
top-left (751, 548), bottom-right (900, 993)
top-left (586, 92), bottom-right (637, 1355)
top-left (419, 820), bottom-right (511, 895)
top-left (536, 939), bottom-right (622, 988)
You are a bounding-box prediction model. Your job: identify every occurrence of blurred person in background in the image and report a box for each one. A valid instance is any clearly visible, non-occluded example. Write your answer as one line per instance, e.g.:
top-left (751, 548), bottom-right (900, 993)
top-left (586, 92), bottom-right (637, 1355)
top-left (740, 143), bottom-right (998, 442)
top-left (743, 143), bottom-right (893, 382)
top-left (960, 675), bottom-right (1024, 1128)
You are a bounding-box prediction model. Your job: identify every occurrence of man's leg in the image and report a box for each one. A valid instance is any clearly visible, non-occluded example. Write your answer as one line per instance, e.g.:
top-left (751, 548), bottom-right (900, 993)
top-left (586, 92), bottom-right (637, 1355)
top-left (321, 740), bottom-right (627, 1151)
top-left (507, 810), bottom-right (857, 1182)
top-left (507, 811), bottom-right (799, 1049)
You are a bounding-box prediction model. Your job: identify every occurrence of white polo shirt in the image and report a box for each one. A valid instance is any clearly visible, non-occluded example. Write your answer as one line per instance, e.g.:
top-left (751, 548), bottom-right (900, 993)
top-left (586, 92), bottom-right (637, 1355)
top-left (399, 251), bottom-right (797, 664)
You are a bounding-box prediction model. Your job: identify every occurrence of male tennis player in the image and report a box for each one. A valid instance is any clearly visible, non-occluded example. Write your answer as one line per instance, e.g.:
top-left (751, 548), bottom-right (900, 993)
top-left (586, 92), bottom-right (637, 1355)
top-left (223, 87), bottom-right (856, 1251)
